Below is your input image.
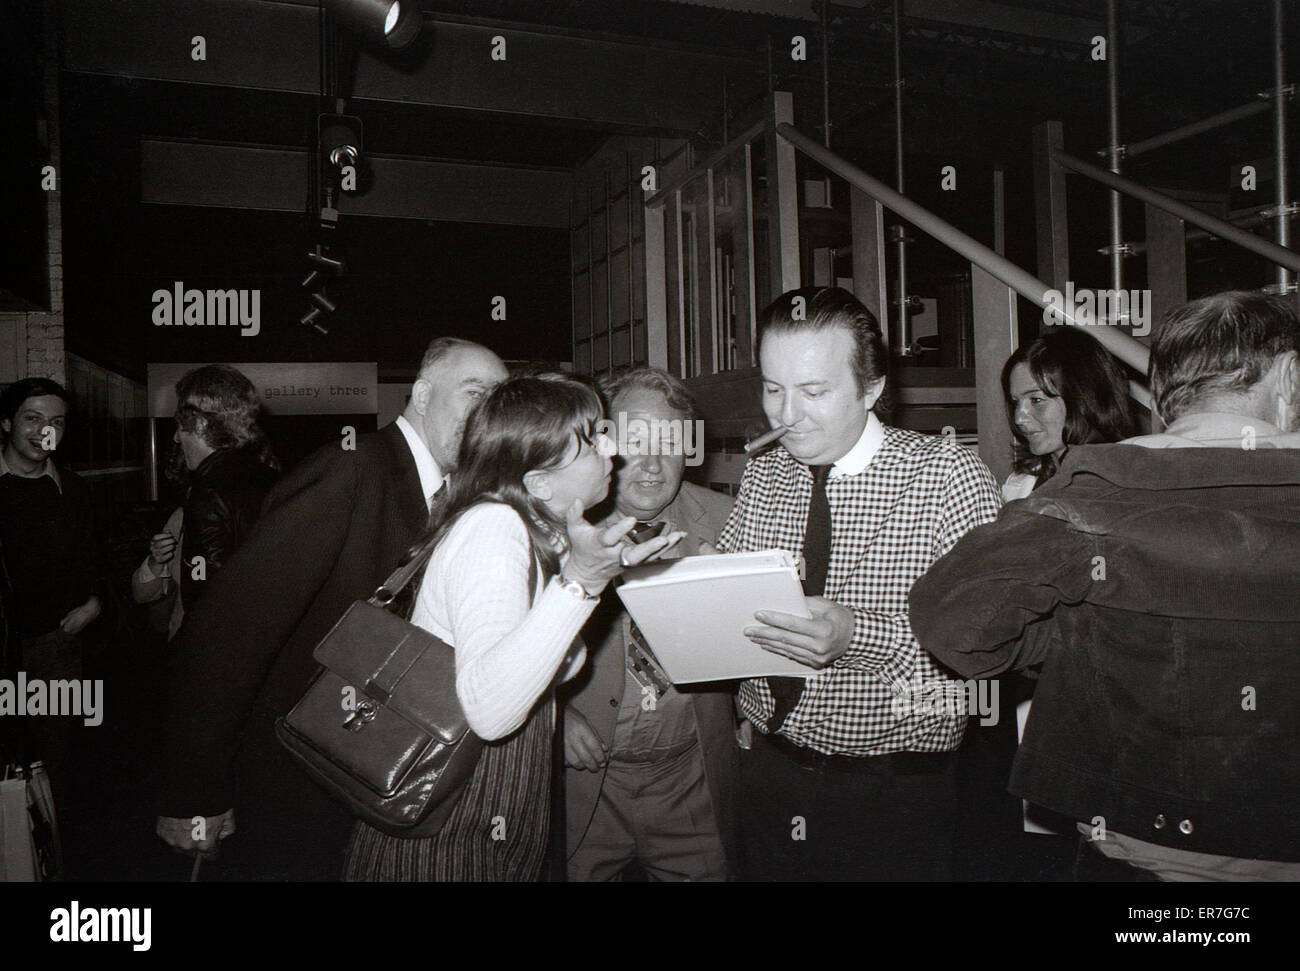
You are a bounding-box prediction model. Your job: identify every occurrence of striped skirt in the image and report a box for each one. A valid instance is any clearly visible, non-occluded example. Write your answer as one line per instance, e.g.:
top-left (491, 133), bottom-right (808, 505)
top-left (342, 694), bottom-right (554, 882)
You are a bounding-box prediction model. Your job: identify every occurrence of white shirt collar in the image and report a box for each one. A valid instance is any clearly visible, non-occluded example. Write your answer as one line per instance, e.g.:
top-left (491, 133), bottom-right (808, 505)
top-left (827, 411), bottom-right (885, 477)
top-left (394, 415), bottom-right (445, 506)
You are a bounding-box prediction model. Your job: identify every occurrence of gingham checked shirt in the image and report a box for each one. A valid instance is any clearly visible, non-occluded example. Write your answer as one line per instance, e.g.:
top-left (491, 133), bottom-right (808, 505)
top-left (718, 416), bottom-right (1001, 756)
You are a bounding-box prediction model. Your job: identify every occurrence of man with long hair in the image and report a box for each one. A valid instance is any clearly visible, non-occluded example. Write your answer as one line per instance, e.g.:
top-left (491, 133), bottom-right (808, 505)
top-left (132, 365), bottom-right (280, 640)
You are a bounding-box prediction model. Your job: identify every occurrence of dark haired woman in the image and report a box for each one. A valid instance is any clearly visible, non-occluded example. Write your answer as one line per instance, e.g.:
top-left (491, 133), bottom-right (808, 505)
top-left (131, 365), bottom-right (279, 639)
top-left (343, 373), bottom-right (684, 882)
top-left (994, 329), bottom-right (1139, 875)
top-left (1000, 327), bottom-right (1140, 501)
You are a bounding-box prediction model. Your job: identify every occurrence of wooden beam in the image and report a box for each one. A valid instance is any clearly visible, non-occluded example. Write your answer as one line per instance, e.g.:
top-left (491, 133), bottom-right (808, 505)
top-left (63, 0), bottom-right (752, 138)
top-left (140, 139), bottom-right (572, 227)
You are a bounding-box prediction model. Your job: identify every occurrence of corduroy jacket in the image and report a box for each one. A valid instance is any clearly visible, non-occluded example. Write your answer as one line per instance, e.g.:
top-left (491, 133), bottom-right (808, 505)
top-left (910, 444), bottom-right (1300, 861)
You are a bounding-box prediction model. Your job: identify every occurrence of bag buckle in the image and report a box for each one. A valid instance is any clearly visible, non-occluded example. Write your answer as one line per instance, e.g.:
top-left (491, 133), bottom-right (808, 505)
top-left (342, 700), bottom-right (378, 732)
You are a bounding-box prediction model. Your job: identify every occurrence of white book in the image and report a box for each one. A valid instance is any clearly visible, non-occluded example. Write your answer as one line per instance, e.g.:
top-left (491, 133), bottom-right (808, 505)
top-left (615, 549), bottom-right (822, 684)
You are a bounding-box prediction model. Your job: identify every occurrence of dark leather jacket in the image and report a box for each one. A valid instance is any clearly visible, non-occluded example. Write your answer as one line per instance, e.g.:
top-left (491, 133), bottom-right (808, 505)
top-left (910, 445), bottom-right (1300, 861)
top-left (180, 445), bottom-right (278, 610)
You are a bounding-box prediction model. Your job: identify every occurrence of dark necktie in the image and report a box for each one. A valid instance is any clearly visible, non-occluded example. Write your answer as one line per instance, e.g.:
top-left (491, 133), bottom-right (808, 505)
top-left (766, 464), bottom-right (832, 732)
top-left (624, 521), bottom-right (672, 700)
top-left (394, 482), bottom-right (448, 620)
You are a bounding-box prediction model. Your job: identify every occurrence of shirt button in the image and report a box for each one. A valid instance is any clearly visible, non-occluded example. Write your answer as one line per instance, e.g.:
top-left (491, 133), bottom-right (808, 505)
top-left (1153, 814), bottom-right (1166, 829)
top-left (1178, 819), bottom-right (1194, 835)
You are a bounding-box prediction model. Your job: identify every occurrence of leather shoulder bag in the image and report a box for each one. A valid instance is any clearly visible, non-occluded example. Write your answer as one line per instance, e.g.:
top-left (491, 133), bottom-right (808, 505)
top-left (275, 533), bottom-right (537, 838)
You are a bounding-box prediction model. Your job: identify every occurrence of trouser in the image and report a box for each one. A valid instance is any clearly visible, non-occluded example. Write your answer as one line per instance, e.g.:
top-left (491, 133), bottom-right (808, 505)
top-left (20, 628), bottom-right (83, 814)
top-left (200, 706), bottom-right (356, 881)
top-left (739, 731), bottom-right (958, 881)
top-left (568, 743), bottom-right (727, 882)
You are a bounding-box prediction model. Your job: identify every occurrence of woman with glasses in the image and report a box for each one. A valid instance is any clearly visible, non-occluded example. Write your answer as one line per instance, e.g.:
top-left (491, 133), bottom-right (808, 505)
top-left (343, 373), bottom-right (684, 881)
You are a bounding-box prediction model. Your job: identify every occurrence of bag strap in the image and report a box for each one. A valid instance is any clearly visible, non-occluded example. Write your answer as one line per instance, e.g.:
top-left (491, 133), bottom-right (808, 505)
top-left (369, 534), bottom-right (440, 609)
top-left (370, 526), bottom-right (543, 611)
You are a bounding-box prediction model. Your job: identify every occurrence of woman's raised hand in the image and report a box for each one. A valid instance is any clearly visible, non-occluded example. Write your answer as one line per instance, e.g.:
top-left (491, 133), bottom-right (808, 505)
top-left (559, 500), bottom-right (684, 595)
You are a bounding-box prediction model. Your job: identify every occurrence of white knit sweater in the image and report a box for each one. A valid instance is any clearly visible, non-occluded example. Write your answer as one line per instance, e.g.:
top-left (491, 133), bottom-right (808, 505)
top-left (412, 502), bottom-right (592, 741)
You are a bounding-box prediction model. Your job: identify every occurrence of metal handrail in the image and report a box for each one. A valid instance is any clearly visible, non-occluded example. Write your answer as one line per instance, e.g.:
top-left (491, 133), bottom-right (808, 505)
top-left (774, 122), bottom-right (1151, 377)
top-left (1122, 99), bottom-right (1271, 158)
top-left (1053, 149), bottom-right (1300, 274)
top-left (643, 119), bottom-right (765, 210)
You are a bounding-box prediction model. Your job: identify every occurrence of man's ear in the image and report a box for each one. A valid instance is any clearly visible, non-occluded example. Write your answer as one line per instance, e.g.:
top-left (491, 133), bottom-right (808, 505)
top-left (863, 376), bottom-right (887, 411)
top-left (522, 469), bottom-right (552, 502)
top-left (410, 378), bottom-right (432, 416)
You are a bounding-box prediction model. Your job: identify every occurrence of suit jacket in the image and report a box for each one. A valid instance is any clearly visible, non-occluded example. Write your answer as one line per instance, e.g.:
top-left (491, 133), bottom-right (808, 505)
top-left (159, 422), bottom-right (428, 816)
top-left (563, 482), bottom-right (740, 871)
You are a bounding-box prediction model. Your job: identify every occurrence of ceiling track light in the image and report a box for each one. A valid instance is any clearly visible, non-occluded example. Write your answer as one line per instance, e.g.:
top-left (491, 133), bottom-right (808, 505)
top-left (307, 248), bottom-right (346, 275)
top-left (320, 116), bottom-right (363, 174)
top-left (300, 307), bottom-right (329, 335)
top-left (310, 291), bottom-right (337, 314)
top-left (324, 0), bottom-right (422, 50)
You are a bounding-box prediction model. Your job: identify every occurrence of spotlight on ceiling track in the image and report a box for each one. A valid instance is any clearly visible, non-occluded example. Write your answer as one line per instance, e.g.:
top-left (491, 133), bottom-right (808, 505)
top-left (325, 0), bottom-right (422, 50)
top-left (300, 307), bottom-right (329, 335)
top-left (310, 291), bottom-right (338, 314)
top-left (306, 249), bottom-right (346, 275)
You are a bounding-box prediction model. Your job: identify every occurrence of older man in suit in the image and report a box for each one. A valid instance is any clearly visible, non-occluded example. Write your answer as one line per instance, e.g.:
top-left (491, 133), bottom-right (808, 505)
top-left (563, 368), bottom-right (738, 881)
top-left (156, 337), bottom-right (507, 880)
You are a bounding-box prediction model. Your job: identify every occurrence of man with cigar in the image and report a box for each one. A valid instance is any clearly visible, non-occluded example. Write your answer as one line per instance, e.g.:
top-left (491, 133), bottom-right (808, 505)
top-left (720, 287), bottom-right (1000, 880)
top-left (156, 337), bottom-right (507, 879)
top-left (563, 367), bottom-right (738, 881)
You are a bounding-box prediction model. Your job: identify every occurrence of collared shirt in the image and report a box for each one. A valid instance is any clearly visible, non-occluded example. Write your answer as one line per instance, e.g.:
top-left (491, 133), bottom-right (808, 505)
top-left (828, 410), bottom-right (885, 477)
top-left (1123, 411), bottom-right (1300, 449)
top-left (606, 503), bottom-right (702, 762)
top-left (0, 448), bottom-right (63, 493)
top-left (394, 414), bottom-right (445, 508)
top-left (719, 421), bottom-right (1001, 756)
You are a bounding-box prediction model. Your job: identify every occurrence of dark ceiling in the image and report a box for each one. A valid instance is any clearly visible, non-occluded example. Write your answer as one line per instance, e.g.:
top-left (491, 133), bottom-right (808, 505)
top-left (3, 0), bottom-right (1294, 381)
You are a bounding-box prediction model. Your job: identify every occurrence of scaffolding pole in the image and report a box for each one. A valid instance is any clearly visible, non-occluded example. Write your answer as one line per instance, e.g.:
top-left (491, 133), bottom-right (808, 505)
top-left (1106, 0), bottom-right (1124, 312)
top-left (892, 0), bottom-right (911, 354)
top-left (1274, 0), bottom-right (1294, 297)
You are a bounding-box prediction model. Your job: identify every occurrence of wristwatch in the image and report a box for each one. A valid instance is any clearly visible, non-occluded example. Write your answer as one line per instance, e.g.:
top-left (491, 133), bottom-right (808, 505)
top-left (557, 576), bottom-right (599, 602)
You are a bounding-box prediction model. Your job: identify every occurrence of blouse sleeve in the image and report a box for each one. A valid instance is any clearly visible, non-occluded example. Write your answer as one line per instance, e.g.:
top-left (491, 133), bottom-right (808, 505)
top-left (418, 503), bottom-right (597, 740)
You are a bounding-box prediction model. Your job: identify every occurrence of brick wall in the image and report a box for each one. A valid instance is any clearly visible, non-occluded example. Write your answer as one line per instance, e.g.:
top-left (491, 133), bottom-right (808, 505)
top-left (36, 0), bottom-right (64, 382)
top-left (1, 2), bottom-right (65, 385)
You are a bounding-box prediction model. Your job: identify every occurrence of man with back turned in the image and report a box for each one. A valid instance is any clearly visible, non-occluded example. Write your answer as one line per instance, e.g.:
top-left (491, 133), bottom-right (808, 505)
top-left (911, 291), bottom-right (1300, 880)
top-left (156, 337), bottom-right (507, 879)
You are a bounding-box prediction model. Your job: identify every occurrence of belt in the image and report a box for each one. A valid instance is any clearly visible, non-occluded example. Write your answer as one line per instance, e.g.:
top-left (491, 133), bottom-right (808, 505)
top-left (759, 730), bottom-right (955, 776)
top-left (609, 738), bottom-right (699, 766)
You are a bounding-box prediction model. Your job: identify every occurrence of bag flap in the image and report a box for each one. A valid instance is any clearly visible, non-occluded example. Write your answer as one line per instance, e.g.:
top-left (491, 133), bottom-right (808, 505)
top-left (313, 601), bottom-right (467, 740)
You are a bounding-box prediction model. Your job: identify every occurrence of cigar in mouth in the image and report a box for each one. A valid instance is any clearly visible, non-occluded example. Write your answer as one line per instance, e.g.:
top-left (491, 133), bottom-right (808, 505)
top-left (744, 424), bottom-right (792, 454)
